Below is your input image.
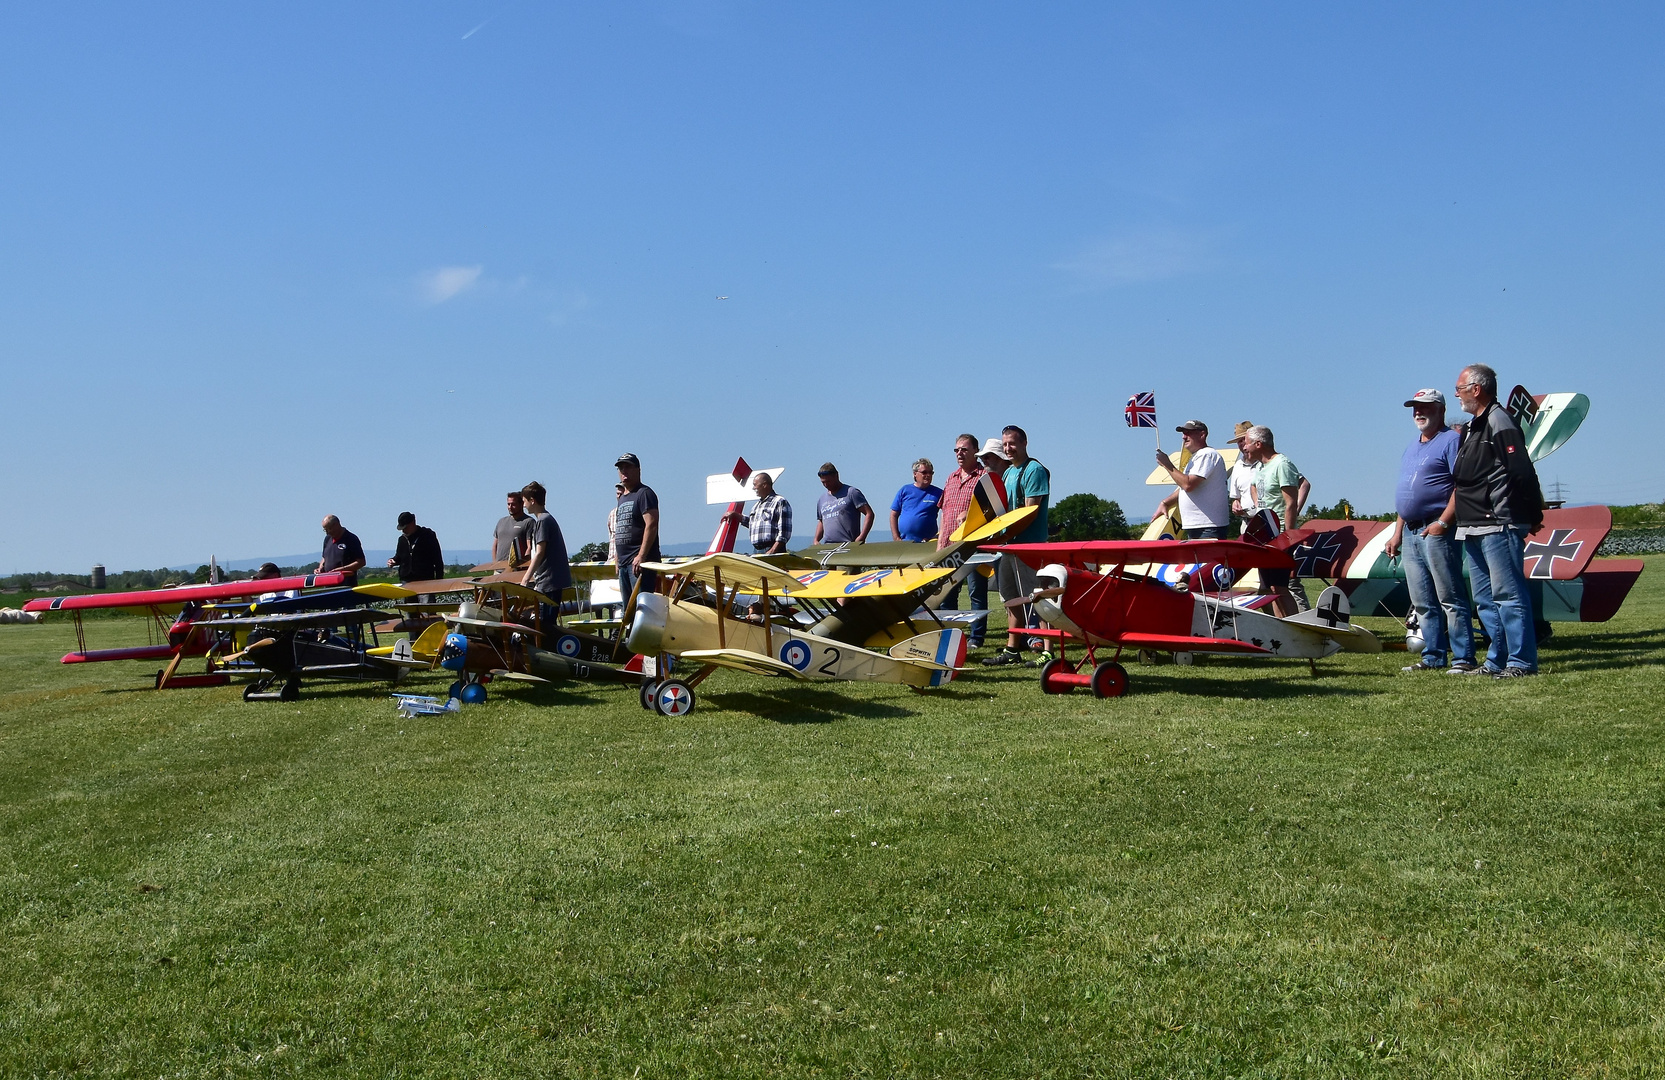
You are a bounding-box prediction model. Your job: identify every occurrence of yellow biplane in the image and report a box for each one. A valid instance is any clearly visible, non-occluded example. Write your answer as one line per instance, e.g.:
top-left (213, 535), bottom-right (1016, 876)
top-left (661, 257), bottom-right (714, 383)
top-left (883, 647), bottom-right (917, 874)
top-left (623, 553), bottom-right (967, 716)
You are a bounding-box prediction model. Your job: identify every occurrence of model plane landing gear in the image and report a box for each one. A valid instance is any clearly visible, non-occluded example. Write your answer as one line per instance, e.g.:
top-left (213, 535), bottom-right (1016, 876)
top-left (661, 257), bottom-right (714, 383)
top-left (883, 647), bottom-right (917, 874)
top-left (1090, 661), bottom-right (1129, 698)
top-left (244, 677), bottom-right (301, 702)
top-left (1039, 658), bottom-right (1072, 694)
top-left (639, 680), bottom-right (659, 710)
top-left (653, 680), bottom-right (696, 716)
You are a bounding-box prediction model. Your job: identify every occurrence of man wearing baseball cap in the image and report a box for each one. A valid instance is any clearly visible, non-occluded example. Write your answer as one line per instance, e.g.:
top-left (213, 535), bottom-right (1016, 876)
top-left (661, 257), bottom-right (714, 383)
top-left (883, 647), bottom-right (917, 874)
top-left (613, 453), bottom-right (661, 609)
top-left (1383, 388), bottom-right (1476, 673)
top-left (1154, 420), bottom-right (1231, 539)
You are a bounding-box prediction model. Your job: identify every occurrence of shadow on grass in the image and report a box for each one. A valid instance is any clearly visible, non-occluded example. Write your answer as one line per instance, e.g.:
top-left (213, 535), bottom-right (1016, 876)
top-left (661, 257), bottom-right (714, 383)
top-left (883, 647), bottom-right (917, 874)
top-left (1536, 626), bottom-right (1665, 672)
top-left (699, 687), bottom-right (917, 724)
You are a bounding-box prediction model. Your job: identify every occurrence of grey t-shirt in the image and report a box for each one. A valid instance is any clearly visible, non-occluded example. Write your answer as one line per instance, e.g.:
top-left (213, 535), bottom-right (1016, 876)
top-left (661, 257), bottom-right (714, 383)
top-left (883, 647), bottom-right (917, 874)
top-left (493, 513), bottom-right (536, 563)
top-left (529, 512), bottom-right (572, 597)
top-left (816, 485), bottom-right (870, 543)
top-left (613, 486), bottom-right (660, 563)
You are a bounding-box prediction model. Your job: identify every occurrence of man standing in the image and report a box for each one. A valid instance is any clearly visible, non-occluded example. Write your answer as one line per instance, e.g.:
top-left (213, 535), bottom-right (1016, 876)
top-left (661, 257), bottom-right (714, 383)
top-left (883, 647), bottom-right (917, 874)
top-left (813, 463), bottom-right (874, 545)
top-left (519, 481), bottom-right (573, 633)
top-left (985, 425), bottom-right (1051, 666)
top-left (613, 453), bottom-right (661, 606)
top-left (317, 515), bottom-right (366, 578)
top-left (1453, 363), bottom-right (1544, 677)
top-left (978, 438), bottom-right (1012, 492)
top-left (937, 434), bottom-right (996, 647)
top-left (388, 512), bottom-right (445, 583)
top-left (492, 491), bottom-right (536, 569)
top-left (1154, 420), bottom-right (1231, 539)
top-left (1241, 426), bottom-right (1308, 615)
top-left (889, 459), bottom-right (943, 542)
top-left (727, 471), bottom-right (793, 555)
top-left (1227, 420), bottom-right (1258, 528)
top-left (1383, 389), bottom-right (1475, 673)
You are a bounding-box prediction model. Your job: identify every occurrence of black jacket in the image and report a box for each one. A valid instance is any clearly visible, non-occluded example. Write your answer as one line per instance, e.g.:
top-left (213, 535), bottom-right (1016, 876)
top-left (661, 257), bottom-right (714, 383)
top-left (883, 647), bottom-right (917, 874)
top-left (393, 526), bottom-right (446, 583)
top-left (1453, 401), bottom-right (1544, 530)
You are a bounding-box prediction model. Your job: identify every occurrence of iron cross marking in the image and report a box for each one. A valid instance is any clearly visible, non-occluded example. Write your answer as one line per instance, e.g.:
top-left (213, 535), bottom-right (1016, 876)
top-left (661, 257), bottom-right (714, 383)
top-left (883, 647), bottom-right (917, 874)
top-left (1523, 529), bottom-right (1582, 579)
top-left (1314, 590), bottom-right (1347, 627)
top-left (1290, 532), bottom-right (1345, 577)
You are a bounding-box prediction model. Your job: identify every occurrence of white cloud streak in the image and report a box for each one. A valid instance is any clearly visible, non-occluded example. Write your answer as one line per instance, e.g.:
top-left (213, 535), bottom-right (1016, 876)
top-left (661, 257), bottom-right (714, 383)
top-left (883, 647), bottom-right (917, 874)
top-left (1053, 228), bottom-right (1224, 288)
top-left (421, 265), bottom-right (484, 304)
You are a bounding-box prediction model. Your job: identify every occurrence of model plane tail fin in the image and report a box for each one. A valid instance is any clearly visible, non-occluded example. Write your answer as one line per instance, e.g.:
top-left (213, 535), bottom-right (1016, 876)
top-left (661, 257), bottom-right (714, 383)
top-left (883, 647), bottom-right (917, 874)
top-left (888, 628), bottom-right (967, 685)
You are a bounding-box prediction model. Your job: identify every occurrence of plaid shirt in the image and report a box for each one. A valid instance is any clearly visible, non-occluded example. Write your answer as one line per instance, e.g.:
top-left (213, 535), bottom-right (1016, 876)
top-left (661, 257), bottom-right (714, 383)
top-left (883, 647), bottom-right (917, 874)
top-left (937, 465), bottom-right (986, 549)
top-left (744, 493), bottom-right (793, 549)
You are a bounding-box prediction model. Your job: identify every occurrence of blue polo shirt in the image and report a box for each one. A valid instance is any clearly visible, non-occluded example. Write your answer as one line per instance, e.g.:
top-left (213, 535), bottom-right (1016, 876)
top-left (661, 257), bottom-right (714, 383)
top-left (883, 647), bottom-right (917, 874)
top-left (890, 483), bottom-right (943, 542)
top-left (1395, 428), bottom-right (1459, 523)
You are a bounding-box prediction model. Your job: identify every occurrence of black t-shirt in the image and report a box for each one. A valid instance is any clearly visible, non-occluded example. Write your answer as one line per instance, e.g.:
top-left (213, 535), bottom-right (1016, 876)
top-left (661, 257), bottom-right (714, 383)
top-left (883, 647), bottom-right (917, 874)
top-left (613, 486), bottom-right (661, 562)
top-left (321, 529), bottom-right (366, 572)
top-left (530, 512), bottom-right (573, 597)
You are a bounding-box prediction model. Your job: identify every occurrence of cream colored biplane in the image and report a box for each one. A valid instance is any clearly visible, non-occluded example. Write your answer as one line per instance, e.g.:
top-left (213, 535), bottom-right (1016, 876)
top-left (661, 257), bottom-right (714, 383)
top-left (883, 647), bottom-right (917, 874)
top-left (624, 553), bottom-right (966, 716)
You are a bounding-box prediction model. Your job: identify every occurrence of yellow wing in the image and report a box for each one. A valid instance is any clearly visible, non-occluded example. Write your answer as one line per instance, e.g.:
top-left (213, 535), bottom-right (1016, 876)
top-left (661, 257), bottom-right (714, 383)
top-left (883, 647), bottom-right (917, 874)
top-left (955, 503), bottom-right (1039, 543)
top-left (642, 552), bottom-right (807, 596)
top-left (790, 565), bottom-right (954, 599)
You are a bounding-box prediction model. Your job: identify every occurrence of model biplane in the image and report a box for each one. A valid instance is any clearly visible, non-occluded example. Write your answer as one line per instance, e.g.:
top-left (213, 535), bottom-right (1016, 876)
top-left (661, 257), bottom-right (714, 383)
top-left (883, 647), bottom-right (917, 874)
top-left (985, 539), bottom-right (1382, 698)
top-left (780, 502), bottom-right (1037, 647)
top-left (360, 575), bottom-right (650, 703)
top-left (624, 552), bottom-right (967, 716)
top-left (22, 572), bottom-right (353, 689)
top-left (1274, 505), bottom-right (1642, 625)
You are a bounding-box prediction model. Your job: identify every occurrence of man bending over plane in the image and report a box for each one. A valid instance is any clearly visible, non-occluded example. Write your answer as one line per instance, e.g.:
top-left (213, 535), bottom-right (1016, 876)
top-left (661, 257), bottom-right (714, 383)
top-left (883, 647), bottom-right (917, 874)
top-left (317, 515), bottom-right (366, 579)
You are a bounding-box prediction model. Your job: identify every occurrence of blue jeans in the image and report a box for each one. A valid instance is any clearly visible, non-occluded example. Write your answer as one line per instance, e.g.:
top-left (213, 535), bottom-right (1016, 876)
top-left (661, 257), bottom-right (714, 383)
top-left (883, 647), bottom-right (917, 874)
top-left (1186, 525), bottom-right (1230, 539)
top-left (938, 568), bottom-right (990, 646)
top-left (1403, 526), bottom-right (1474, 667)
top-left (618, 563), bottom-right (659, 614)
top-left (1464, 526), bottom-right (1537, 672)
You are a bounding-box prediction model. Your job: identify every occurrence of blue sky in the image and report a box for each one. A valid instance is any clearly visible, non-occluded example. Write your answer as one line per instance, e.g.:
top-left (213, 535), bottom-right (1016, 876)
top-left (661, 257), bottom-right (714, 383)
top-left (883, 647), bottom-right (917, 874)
top-left (4, 3), bottom-right (1662, 573)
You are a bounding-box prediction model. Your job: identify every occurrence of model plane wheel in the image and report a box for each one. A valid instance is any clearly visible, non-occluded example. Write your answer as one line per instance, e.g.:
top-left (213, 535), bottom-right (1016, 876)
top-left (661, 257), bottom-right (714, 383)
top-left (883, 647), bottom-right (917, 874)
top-left (654, 680), bottom-right (696, 717)
top-left (1039, 658), bottom-right (1072, 694)
top-left (1090, 661), bottom-right (1129, 699)
top-left (460, 682), bottom-right (488, 705)
top-left (244, 678), bottom-right (272, 702)
top-left (280, 679), bottom-right (301, 703)
top-left (639, 680), bottom-right (659, 711)
top-left (448, 681), bottom-right (464, 699)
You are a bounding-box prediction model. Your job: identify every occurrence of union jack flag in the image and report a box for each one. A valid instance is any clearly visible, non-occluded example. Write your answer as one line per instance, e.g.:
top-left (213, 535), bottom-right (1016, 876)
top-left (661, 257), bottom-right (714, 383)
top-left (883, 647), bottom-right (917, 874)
top-left (1125, 391), bottom-right (1157, 428)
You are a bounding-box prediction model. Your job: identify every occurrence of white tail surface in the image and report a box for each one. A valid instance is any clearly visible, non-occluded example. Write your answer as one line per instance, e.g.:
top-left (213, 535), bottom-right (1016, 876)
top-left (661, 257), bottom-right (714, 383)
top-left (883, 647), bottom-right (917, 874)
top-left (888, 628), bottom-right (967, 672)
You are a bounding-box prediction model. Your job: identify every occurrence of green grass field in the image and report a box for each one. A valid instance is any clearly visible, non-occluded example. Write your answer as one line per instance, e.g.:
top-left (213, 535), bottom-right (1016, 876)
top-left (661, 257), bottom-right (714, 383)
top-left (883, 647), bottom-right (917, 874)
top-left (3, 562), bottom-right (1663, 1077)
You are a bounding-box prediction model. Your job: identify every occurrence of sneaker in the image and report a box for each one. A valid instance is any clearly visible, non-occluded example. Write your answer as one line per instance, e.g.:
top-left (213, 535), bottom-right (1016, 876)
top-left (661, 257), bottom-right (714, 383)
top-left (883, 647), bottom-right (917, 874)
top-left (981, 649), bottom-right (1025, 667)
top-left (1477, 664), bottom-right (1506, 677)
top-left (1446, 661), bottom-right (1481, 675)
top-left (1401, 660), bottom-right (1445, 672)
top-left (1493, 667), bottom-right (1536, 679)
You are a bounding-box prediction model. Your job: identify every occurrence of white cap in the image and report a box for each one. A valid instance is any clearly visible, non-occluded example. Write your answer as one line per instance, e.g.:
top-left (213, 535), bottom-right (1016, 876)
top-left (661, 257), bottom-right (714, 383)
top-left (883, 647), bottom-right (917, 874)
top-left (979, 437), bottom-right (1010, 461)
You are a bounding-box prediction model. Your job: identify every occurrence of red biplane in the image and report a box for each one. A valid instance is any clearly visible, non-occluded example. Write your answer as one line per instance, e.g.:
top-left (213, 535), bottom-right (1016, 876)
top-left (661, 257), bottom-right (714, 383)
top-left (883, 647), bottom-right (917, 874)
top-left (23, 572), bottom-right (351, 689)
top-left (985, 539), bottom-right (1382, 698)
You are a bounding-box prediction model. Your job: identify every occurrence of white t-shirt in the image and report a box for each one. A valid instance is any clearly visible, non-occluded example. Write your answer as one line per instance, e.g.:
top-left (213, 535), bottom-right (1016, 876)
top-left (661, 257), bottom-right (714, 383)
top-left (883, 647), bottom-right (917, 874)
top-left (1178, 446), bottom-right (1231, 529)
top-left (1227, 459), bottom-right (1256, 510)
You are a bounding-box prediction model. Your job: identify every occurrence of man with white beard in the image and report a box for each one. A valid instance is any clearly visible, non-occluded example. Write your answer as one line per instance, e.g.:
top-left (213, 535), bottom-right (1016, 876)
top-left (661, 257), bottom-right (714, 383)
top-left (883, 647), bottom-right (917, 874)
top-left (1383, 389), bottom-right (1477, 673)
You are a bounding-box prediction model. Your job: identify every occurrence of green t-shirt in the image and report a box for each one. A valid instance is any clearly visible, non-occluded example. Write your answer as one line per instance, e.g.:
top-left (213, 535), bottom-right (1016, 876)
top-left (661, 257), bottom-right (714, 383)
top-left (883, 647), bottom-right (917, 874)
top-left (1254, 453), bottom-right (1302, 514)
top-left (1003, 458), bottom-right (1050, 543)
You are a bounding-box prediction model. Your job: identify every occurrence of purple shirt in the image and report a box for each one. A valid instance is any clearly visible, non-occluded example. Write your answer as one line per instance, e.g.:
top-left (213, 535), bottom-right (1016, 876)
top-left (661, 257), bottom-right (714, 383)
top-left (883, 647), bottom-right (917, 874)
top-left (1395, 428), bottom-right (1459, 523)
